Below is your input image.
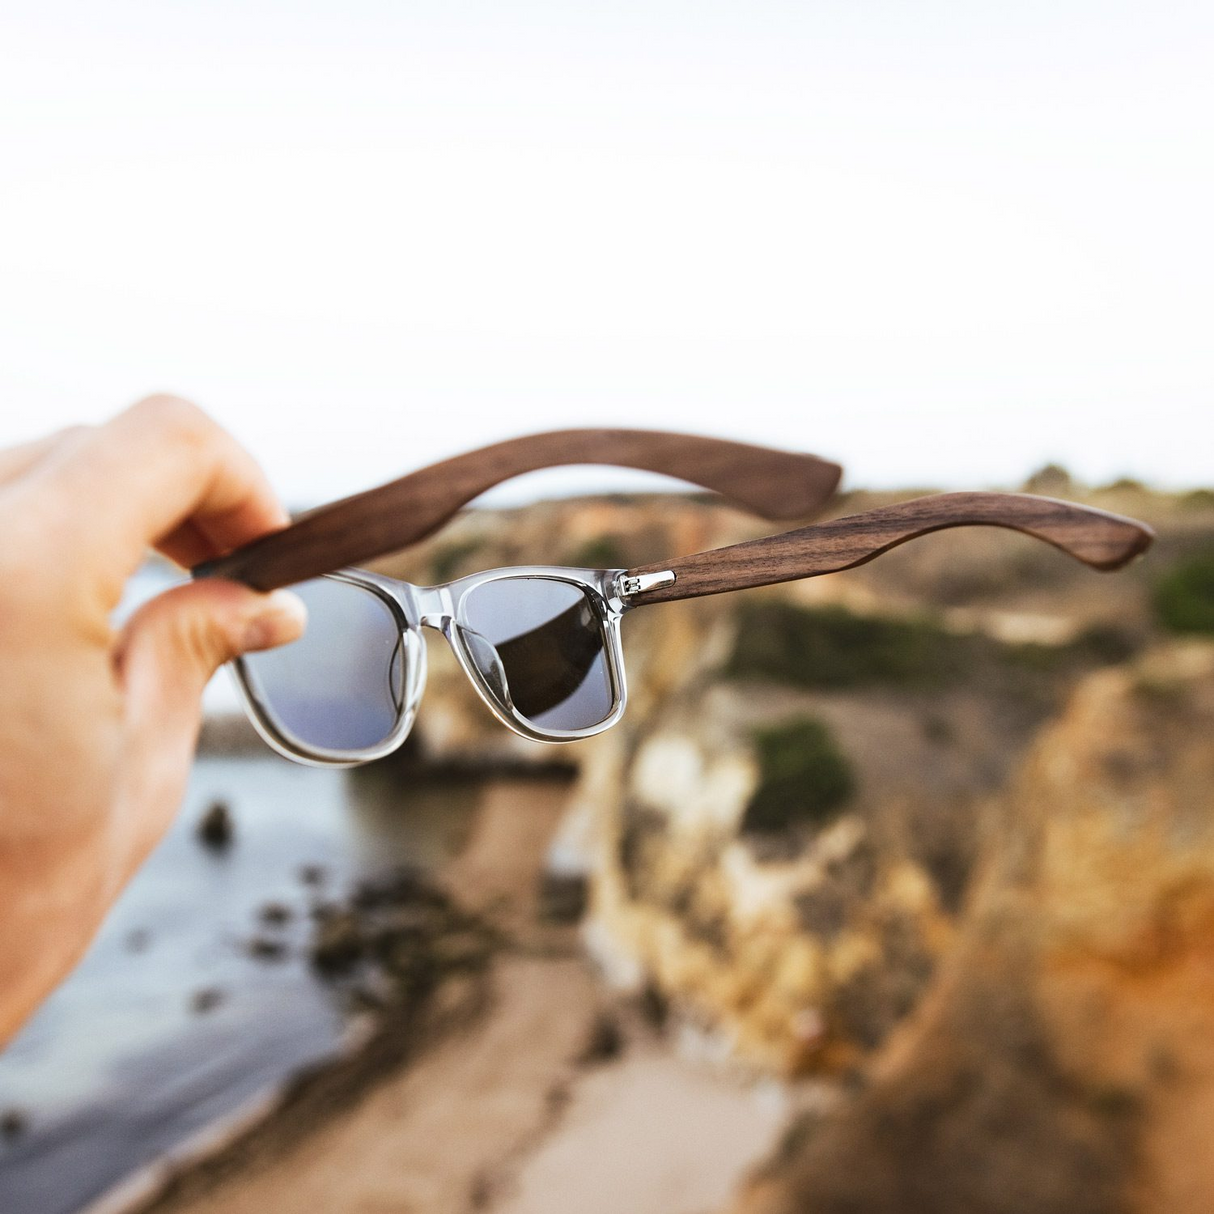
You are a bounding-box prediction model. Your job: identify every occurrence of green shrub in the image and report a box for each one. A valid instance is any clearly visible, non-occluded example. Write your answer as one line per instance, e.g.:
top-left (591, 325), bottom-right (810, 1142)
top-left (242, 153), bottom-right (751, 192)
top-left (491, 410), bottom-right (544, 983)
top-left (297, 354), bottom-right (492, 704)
top-left (741, 718), bottom-right (855, 834)
top-left (726, 601), bottom-right (1141, 690)
top-left (1154, 552), bottom-right (1214, 635)
top-left (1004, 623), bottom-right (1141, 673)
top-left (1180, 488), bottom-right (1214, 512)
top-left (567, 535), bottom-right (629, 569)
top-left (725, 601), bottom-right (960, 689)
top-left (1070, 623), bottom-right (1142, 664)
top-left (429, 538), bottom-right (485, 583)
top-left (1099, 477), bottom-right (1145, 493)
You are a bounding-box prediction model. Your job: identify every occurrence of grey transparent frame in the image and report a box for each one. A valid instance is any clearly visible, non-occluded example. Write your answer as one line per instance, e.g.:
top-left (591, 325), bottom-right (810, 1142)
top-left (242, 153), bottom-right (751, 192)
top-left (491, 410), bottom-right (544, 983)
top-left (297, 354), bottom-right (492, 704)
top-left (231, 565), bottom-right (631, 768)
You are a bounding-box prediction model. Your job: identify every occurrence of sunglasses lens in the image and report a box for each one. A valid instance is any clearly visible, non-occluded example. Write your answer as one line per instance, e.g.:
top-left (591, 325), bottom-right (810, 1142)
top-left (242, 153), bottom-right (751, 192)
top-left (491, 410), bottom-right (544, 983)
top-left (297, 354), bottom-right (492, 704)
top-left (459, 578), bottom-right (616, 733)
top-left (237, 577), bottom-right (409, 757)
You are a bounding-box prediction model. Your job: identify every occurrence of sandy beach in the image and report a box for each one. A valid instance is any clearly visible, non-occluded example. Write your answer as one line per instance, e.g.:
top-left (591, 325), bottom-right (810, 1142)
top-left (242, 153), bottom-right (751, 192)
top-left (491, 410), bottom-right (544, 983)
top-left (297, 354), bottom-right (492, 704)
top-left (117, 778), bottom-right (788, 1214)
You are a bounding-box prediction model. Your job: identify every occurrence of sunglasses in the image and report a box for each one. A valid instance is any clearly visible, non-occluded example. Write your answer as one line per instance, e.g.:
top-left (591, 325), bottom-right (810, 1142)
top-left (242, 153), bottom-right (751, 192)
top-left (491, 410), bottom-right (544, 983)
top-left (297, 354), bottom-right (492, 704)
top-left (196, 431), bottom-right (1153, 767)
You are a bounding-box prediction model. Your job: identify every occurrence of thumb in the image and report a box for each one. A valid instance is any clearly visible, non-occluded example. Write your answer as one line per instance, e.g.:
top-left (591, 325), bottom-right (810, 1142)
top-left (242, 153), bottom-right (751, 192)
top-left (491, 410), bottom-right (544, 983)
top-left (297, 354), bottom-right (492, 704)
top-left (119, 579), bottom-right (307, 720)
top-left (114, 580), bottom-right (306, 846)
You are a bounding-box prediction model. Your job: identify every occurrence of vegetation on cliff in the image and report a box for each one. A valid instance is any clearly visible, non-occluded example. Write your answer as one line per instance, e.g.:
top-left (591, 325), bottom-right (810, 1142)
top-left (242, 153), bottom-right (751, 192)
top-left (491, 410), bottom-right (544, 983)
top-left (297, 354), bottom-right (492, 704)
top-left (1154, 549), bottom-right (1214, 634)
top-left (741, 719), bottom-right (855, 834)
top-left (725, 601), bottom-right (961, 688)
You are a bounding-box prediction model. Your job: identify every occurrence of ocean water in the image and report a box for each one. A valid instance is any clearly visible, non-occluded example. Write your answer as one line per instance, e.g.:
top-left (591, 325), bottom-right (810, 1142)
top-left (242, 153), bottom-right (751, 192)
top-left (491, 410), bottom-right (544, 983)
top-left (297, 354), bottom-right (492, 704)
top-left (0, 754), bottom-right (479, 1214)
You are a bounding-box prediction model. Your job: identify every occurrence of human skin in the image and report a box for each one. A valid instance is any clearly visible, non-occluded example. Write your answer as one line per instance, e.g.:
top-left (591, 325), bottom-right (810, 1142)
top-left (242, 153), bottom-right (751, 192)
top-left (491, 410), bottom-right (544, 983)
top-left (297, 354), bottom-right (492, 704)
top-left (0, 396), bottom-right (306, 1044)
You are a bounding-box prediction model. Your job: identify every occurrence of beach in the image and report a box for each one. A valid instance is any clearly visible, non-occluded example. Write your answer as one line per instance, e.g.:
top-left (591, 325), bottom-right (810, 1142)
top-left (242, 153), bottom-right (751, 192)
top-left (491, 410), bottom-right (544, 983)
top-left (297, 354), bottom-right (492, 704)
top-left (104, 779), bottom-right (790, 1214)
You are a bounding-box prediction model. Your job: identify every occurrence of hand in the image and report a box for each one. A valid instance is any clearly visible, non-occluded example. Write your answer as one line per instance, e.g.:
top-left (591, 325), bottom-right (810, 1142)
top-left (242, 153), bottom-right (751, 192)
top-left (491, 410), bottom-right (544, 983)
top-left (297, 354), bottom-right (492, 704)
top-left (0, 397), bottom-right (306, 1043)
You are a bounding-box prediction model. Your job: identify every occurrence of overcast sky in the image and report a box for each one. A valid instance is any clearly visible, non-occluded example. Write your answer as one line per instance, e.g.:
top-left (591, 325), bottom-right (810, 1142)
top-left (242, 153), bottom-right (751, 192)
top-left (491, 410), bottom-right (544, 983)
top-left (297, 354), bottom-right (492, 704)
top-left (1, 1), bottom-right (1210, 505)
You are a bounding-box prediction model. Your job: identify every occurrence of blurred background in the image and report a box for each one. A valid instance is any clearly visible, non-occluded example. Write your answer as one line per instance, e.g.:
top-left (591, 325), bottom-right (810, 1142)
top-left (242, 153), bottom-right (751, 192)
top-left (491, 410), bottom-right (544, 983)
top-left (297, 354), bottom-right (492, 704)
top-left (2, 5), bottom-right (1213, 1214)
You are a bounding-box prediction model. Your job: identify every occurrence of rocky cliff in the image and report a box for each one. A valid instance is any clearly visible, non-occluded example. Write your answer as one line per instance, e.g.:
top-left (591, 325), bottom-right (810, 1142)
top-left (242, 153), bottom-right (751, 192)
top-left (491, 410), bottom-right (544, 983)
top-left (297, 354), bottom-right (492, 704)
top-left (737, 643), bottom-right (1214, 1214)
top-left (380, 483), bottom-right (1214, 1207)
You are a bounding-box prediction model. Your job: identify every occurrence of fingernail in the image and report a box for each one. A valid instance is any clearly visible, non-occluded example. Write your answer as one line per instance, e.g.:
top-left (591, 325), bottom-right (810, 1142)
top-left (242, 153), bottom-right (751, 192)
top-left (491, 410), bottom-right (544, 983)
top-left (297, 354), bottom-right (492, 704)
top-left (242, 590), bottom-right (308, 651)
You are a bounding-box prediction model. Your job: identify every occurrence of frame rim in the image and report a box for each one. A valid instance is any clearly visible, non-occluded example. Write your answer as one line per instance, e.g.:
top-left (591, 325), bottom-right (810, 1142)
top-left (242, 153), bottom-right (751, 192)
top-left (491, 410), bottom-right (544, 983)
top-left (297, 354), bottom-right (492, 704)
top-left (230, 570), bottom-right (428, 768)
top-left (444, 567), bottom-right (629, 745)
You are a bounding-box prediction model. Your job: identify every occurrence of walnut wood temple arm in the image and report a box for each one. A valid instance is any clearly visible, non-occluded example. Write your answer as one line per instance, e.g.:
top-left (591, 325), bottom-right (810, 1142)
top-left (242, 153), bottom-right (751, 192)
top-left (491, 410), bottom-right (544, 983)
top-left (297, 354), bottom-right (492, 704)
top-left (194, 429), bottom-right (843, 591)
top-left (622, 492), bottom-right (1155, 605)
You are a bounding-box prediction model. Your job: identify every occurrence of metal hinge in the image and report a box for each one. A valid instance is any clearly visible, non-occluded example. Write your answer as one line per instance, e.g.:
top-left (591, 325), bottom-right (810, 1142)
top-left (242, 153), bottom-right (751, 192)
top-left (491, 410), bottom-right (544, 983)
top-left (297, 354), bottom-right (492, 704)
top-left (617, 570), bottom-right (676, 598)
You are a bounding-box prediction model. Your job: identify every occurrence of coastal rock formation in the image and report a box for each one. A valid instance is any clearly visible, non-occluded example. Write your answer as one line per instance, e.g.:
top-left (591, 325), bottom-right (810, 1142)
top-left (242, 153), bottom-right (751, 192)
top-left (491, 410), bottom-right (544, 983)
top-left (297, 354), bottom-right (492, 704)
top-left (368, 487), bottom-right (1199, 1082)
top-left (736, 642), bottom-right (1214, 1213)
top-left (574, 580), bottom-right (1150, 1074)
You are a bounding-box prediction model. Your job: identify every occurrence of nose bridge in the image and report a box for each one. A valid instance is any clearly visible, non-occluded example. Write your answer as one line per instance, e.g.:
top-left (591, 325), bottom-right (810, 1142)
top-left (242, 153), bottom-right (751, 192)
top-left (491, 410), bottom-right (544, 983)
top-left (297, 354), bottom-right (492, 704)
top-left (413, 583), bottom-right (454, 630)
top-left (353, 572), bottom-right (449, 632)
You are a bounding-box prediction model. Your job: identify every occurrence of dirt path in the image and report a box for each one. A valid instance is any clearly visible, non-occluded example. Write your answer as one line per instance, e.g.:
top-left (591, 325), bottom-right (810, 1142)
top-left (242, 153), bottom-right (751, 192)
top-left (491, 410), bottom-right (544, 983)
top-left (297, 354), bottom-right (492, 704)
top-left (128, 778), bottom-right (786, 1214)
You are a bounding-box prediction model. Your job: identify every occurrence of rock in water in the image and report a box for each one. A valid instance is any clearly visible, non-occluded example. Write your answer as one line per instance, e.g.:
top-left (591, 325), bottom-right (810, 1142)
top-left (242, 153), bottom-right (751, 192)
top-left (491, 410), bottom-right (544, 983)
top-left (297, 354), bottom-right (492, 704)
top-left (196, 799), bottom-right (234, 851)
top-left (189, 987), bottom-right (225, 1015)
top-left (298, 863), bottom-right (327, 888)
top-left (1, 1109), bottom-right (27, 1142)
top-left (124, 928), bottom-right (152, 953)
top-left (259, 901), bottom-right (293, 927)
top-left (246, 936), bottom-right (289, 962)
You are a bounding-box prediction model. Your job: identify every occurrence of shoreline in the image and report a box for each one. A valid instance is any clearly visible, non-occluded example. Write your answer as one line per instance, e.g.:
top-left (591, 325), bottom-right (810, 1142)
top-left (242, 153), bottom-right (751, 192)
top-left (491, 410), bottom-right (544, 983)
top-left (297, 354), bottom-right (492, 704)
top-left (84, 773), bottom-right (563, 1214)
top-left (91, 777), bottom-right (791, 1214)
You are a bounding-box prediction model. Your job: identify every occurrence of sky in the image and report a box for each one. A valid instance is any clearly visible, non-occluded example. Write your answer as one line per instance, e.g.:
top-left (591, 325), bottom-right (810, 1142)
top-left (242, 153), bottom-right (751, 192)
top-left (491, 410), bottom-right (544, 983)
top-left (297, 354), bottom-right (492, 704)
top-left (1, 1), bottom-right (1211, 506)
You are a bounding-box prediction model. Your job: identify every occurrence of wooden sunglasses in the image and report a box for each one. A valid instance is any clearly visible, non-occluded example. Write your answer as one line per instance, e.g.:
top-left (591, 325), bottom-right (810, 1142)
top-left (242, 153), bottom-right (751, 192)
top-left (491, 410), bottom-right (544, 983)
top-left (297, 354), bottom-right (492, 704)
top-left (202, 433), bottom-right (1153, 763)
top-left (218, 486), bottom-right (1153, 764)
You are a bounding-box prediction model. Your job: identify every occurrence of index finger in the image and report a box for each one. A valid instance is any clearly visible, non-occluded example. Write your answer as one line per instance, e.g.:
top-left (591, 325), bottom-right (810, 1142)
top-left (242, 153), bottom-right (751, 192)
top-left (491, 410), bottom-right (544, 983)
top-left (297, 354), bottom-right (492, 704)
top-left (29, 396), bottom-right (289, 599)
top-left (0, 426), bottom-right (92, 487)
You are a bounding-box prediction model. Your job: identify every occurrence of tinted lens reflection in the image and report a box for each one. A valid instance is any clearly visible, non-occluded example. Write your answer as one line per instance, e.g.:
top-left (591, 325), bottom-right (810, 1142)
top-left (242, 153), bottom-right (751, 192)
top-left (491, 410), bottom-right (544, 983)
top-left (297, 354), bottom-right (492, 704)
top-left (239, 577), bottom-right (407, 754)
top-left (460, 578), bottom-right (614, 732)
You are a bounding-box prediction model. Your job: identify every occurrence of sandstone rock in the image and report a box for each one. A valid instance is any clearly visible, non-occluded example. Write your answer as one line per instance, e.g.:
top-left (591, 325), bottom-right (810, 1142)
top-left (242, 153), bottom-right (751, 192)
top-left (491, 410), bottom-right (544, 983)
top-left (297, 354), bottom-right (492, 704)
top-left (736, 643), bottom-right (1214, 1214)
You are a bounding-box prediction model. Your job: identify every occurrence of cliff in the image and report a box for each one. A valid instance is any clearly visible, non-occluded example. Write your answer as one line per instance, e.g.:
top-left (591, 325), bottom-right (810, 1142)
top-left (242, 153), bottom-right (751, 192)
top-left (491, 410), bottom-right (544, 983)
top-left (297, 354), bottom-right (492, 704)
top-left (736, 642), bottom-right (1214, 1214)
top-left (226, 481), bottom-right (1213, 1207)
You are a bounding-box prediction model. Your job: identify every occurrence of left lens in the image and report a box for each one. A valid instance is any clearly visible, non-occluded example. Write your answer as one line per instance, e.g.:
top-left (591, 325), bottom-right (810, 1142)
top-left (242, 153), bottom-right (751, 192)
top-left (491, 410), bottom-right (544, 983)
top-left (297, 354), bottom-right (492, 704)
top-left (458, 577), bottom-right (616, 732)
top-left (237, 576), bottom-right (408, 756)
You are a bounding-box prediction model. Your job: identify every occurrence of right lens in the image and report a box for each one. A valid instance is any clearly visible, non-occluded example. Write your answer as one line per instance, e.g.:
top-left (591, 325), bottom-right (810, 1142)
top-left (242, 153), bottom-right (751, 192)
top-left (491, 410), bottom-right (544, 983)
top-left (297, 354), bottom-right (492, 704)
top-left (458, 576), bottom-right (616, 733)
top-left (237, 576), bottom-right (409, 757)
